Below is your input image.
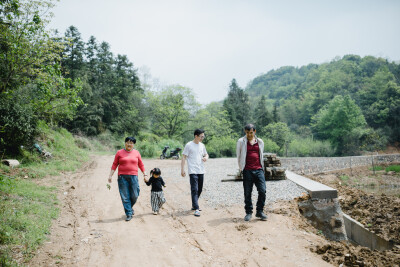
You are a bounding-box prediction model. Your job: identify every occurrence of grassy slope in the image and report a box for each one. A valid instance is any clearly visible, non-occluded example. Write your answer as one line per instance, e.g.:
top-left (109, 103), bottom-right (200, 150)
top-left (0, 125), bottom-right (111, 266)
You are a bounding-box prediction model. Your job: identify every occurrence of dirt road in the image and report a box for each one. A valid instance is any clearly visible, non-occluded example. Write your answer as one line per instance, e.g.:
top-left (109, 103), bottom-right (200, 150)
top-left (29, 155), bottom-right (333, 267)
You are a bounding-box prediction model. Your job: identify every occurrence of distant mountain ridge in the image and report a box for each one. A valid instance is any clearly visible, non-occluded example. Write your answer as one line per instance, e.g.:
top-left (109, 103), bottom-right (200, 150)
top-left (244, 55), bottom-right (400, 140)
top-left (246, 55), bottom-right (399, 100)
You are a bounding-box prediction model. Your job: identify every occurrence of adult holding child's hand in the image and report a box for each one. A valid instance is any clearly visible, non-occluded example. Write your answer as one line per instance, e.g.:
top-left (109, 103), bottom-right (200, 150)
top-left (108, 136), bottom-right (147, 221)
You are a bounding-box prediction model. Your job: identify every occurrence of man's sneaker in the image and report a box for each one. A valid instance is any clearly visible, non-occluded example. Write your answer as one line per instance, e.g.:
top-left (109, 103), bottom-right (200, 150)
top-left (125, 215), bottom-right (132, 221)
top-left (194, 210), bottom-right (200, 217)
top-left (255, 212), bottom-right (268, 221)
top-left (153, 211), bottom-right (158, 215)
top-left (244, 214), bottom-right (252, 221)
top-left (191, 207), bottom-right (202, 211)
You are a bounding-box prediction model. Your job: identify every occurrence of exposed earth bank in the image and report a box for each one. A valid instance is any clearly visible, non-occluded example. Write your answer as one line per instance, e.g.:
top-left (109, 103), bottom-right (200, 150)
top-left (306, 165), bottom-right (400, 266)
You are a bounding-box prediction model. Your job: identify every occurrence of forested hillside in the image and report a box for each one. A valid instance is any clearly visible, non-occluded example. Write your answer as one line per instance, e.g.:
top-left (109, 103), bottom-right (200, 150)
top-left (245, 56), bottom-right (400, 154)
top-left (1, 0), bottom-right (399, 160)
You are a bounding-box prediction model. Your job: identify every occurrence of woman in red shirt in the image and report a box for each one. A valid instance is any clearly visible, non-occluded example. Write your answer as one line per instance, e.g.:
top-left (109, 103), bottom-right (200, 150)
top-left (108, 136), bottom-right (147, 221)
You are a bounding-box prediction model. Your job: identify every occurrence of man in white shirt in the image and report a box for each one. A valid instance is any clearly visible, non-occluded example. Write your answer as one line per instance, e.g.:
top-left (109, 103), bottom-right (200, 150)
top-left (181, 129), bottom-right (209, 217)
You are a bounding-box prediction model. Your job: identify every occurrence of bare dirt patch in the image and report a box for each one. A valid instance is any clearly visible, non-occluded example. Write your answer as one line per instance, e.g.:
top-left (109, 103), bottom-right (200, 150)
top-left (305, 165), bottom-right (400, 266)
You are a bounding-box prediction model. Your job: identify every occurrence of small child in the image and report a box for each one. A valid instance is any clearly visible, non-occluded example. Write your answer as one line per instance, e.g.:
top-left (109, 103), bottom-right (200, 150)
top-left (144, 168), bottom-right (166, 215)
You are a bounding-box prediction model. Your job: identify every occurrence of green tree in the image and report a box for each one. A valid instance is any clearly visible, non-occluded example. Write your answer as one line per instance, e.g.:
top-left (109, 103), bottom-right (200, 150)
top-left (0, 0), bottom-right (83, 154)
top-left (0, 0), bottom-right (83, 122)
top-left (0, 0), bottom-right (63, 93)
top-left (27, 64), bottom-right (83, 124)
top-left (223, 79), bottom-right (250, 136)
top-left (187, 102), bottom-right (233, 144)
top-left (311, 95), bottom-right (367, 155)
top-left (262, 122), bottom-right (291, 154)
top-left (147, 85), bottom-right (197, 138)
top-left (62, 25), bottom-right (85, 80)
top-left (281, 99), bottom-right (301, 125)
top-left (0, 94), bottom-right (38, 155)
top-left (61, 29), bottom-right (144, 135)
top-left (254, 95), bottom-right (272, 135)
top-left (272, 101), bottom-right (279, 123)
top-left (64, 35), bottom-right (102, 135)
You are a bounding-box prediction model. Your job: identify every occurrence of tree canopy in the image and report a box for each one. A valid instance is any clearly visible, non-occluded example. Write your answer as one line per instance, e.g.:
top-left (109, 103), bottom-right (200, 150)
top-left (246, 55), bottom-right (400, 149)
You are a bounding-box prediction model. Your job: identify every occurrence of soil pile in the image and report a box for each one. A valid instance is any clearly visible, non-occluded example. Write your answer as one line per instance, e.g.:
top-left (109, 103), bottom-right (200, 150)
top-left (305, 166), bottom-right (400, 266)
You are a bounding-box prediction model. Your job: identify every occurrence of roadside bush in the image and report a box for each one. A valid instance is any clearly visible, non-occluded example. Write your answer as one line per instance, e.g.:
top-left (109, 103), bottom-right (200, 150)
top-left (206, 136), bottom-right (236, 158)
top-left (359, 128), bottom-right (388, 153)
top-left (137, 132), bottom-right (161, 144)
top-left (386, 165), bottom-right (400, 173)
top-left (135, 138), bottom-right (183, 158)
top-left (370, 166), bottom-right (384, 171)
top-left (96, 130), bottom-right (122, 150)
top-left (0, 95), bottom-right (38, 156)
top-left (263, 138), bottom-right (280, 154)
top-left (135, 141), bottom-right (159, 158)
top-left (287, 137), bottom-right (335, 157)
top-left (18, 123), bottom-right (89, 177)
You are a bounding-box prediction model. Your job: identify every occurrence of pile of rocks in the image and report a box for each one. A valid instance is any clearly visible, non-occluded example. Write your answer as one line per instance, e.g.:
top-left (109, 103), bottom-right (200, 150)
top-left (264, 153), bottom-right (287, 180)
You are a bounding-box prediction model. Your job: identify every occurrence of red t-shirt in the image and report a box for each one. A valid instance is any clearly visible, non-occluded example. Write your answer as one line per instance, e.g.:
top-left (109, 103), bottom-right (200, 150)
top-left (244, 141), bottom-right (262, 170)
top-left (111, 149), bottom-right (145, 176)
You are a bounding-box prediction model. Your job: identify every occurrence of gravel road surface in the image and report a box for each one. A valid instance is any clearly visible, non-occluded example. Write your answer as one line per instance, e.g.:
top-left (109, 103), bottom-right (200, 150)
top-left (158, 158), bottom-right (307, 209)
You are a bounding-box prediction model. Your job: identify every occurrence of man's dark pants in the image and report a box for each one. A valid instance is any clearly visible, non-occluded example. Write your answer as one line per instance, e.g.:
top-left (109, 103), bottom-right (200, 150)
top-left (189, 174), bottom-right (204, 210)
top-left (243, 169), bottom-right (266, 214)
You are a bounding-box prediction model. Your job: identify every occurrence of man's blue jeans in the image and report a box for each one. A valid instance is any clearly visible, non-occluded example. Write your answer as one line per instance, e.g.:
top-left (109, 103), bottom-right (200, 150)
top-left (118, 175), bottom-right (140, 216)
top-left (189, 174), bottom-right (204, 210)
top-left (243, 169), bottom-right (266, 214)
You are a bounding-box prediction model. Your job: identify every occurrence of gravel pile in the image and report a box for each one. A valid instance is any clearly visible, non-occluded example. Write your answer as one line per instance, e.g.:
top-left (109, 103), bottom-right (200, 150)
top-left (163, 158), bottom-right (307, 209)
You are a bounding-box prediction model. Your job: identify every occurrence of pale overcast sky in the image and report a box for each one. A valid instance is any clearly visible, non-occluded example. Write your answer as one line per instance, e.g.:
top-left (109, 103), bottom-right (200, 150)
top-left (48, 0), bottom-right (400, 104)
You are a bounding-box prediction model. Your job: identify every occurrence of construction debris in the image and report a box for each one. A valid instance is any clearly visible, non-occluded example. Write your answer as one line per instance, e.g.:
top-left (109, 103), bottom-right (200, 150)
top-left (264, 153), bottom-right (287, 180)
top-left (222, 153), bottom-right (287, 182)
top-left (221, 170), bottom-right (243, 182)
top-left (1, 159), bottom-right (20, 168)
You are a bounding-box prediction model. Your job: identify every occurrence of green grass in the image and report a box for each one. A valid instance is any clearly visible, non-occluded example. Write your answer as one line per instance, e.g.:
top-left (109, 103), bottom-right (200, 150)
top-left (339, 175), bottom-right (350, 186)
top-left (18, 126), bottom-right (90, 178)
top-left (369, 165), bottom-right (384, 171)
top-left (0, 175), bottom-right (58, 265)
top-left (386, 165), bottom-right (400, 173)
top-left (0, 124), bottom-right (109, 265)
top-left (0, 126), bottom-right (91, 180)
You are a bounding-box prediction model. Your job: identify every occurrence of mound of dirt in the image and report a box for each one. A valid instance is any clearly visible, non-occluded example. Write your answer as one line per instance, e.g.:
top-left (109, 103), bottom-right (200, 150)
top-left (307, 172), bottom-right (400, 244)
top-left (305, 167), bottom-right (400, 266)
top-left (309, 242), bottom-right (400, 266)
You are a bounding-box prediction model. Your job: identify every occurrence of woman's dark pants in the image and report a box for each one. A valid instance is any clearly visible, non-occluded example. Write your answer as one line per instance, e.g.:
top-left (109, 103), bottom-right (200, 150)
top-left (189, 174), bottom-right (204, 210)
top-left (243, 169), bottom-right (266, 214)
top-left (118, 175), bottom-right (140, 216)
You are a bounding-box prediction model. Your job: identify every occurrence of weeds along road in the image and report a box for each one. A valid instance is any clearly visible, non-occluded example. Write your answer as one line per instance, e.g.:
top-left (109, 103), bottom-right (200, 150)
top-left (29, 155), bottom-right (332, 267)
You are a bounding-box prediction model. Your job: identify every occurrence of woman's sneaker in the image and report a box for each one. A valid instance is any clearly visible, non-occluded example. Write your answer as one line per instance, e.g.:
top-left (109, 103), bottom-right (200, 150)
top-left (194, 210), bottom-right (200, 217)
